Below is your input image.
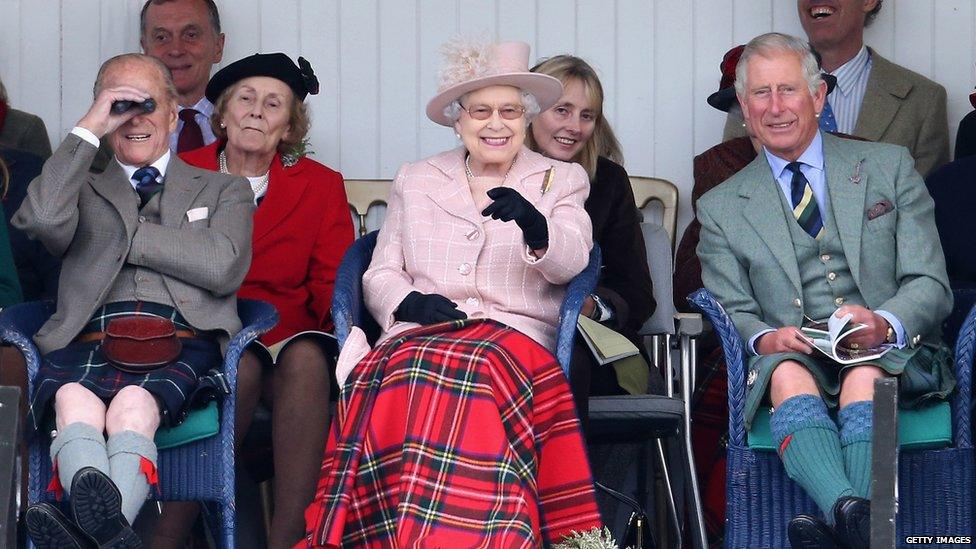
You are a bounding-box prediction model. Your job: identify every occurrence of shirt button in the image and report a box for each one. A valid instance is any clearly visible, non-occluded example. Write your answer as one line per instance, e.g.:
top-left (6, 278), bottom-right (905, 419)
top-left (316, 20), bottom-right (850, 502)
top-left (458, 263), bottom-right (471, 275)
top-left (465, 297), bottom-right (479, 306)
top-left (827, 272), bottom-right (837, 281)
top-left (793, 298), bottom-right (801, 308)
top-left (138, 215), bottom-right (146, 223)
top-left (835, 297), bottom-right (845, 306)
top-left (820, 254), bottom-right (830, 262)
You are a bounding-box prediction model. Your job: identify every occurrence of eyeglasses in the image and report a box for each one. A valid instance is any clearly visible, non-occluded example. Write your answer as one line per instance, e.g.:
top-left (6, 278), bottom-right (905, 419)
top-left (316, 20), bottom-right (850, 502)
top-left (460, 104), bottom-right (526, 121)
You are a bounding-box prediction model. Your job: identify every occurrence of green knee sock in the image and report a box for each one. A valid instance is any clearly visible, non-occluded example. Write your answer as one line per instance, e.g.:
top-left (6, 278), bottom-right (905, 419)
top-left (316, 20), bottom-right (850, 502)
top-left (106, 430), bottom-right (158, 524)
top-left (771, 394), bottom-right (855, 520)
top-left (839, 400), bottom-right (873, 499)
top-left (50, 422), bottom-right (110, 495)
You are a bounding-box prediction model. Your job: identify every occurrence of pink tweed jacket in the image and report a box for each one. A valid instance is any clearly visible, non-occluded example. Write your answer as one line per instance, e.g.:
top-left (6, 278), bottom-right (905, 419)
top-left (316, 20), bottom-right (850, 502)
top-left (363, 146), bottom-right (593, 351)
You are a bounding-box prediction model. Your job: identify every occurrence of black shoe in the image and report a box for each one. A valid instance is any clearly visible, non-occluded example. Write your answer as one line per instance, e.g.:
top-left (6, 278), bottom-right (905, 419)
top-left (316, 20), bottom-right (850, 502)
top-left (69, 467), bottom-right (143, 549)
top-left (24, 502), bottom-right (93, 549)
top-left (832, 496), bottom-right (870, 549)
top-left (788, 514), bottom-right (840, 548)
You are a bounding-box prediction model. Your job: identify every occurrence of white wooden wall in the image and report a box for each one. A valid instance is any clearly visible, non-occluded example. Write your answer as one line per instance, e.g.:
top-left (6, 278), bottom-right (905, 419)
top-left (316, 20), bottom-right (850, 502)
top-left (2, 0), bottom-right (975, 238)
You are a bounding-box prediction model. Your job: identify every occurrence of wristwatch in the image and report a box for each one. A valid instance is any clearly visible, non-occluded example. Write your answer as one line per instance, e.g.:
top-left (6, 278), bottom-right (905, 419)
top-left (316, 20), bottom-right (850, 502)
top-left (884, 323), bottom-right (896, 344)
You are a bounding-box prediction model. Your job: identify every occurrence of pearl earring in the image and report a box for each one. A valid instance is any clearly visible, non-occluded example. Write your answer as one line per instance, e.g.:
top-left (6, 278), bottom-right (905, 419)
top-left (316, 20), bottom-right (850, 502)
top-left (454, 132), bottom-right (461, 139)
top-left (741, 122), bottom-right (747, 128)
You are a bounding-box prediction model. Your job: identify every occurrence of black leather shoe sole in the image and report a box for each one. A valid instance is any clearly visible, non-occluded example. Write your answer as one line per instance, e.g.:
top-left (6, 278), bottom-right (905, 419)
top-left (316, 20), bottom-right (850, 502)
top-left (70, 467), bottom-right (143, 549)
top-left (25, 502), bottom-right (92, 549)
top-left (833, 496), bottom-right (871, 549)
top-left (788, 514), bottom-right (840, 549)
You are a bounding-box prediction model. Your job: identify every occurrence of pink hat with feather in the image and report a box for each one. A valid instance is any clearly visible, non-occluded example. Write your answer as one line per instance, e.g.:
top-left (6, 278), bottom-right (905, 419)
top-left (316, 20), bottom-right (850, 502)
top-left (426, 38), bottom-right (563, 126)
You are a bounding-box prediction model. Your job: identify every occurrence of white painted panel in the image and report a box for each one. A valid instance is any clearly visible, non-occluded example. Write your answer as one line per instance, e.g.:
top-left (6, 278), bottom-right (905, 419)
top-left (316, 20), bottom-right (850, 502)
top-left (577, 0), bottom-right (616, 123)
top-left (890, 0), bottom-right (934, 76)
top-left (731, 0), bottom-right (772, 45)
top-left (932, 0), bottom-right (974, 150)
top-left (652, 0), bottom-right (695, 238)
top-left (614, 0), bottom-right (653, 176)
top-left (338, 0), bottom-right (379, 176)
top-left (693, 0), bottom-right (733, 155)
top-left (417, 0), bottom-right (459, 160)
top-left (0, 0), bottom-right (24, 107)
top-left (220, 0), bottom-right (260, 67)
top-left (497, 0), bottom-right (537, 48)
top-left (260, 0), bottom-right (300, 55)
top-left (299, 0), bottom-right (340, 170)
top-left (536, 0), bottom-right (576, 59)
top-left (771, 0), bottom-right (804, 37)
top-left (62, 0), bottom-right (102, 136)
top-left (21, 0), bottom-right (62, 146)
top-left (458, 0), bottom-right (496, 37)
top-left (101, 0), bottom-right (139, 60)
top-left (378, 0), bottom-right (419, 174)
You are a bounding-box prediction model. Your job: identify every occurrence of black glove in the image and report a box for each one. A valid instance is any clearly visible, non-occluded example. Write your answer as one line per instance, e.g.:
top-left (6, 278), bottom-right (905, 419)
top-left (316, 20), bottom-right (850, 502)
top-left (394, 291), bottom-right (468, 325)
top-left (481, 187), bottom-right (548, 249)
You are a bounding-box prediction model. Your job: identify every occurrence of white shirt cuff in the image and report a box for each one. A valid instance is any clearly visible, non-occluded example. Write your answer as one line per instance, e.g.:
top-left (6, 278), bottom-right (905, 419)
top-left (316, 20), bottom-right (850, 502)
top-left (71, 127), bottom-right (100, 148)
top-left (875, 310), bottom-right (907, 348)
top-left (749, 328), bottom-right (776, 355)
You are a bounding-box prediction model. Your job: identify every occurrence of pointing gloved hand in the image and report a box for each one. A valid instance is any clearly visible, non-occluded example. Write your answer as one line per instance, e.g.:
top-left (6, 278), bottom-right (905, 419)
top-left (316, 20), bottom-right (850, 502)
top-left (481, 187), bottom-right (548, 249)
top-left (394, 291), bottom-right (468, 325)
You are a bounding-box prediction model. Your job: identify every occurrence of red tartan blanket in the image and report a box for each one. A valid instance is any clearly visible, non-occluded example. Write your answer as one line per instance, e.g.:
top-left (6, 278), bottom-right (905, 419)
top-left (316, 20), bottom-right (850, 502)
top-left (301, 319), bottom-right (601, 548)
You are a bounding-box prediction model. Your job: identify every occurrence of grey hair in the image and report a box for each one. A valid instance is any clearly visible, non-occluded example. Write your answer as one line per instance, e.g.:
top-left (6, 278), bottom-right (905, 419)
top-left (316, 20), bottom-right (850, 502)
top-left (443, 89), bottom-right (541, 123)
top-left (733, 32), bottom-right (823, 97)
top-left (93, 53), bottom-right (178, 101)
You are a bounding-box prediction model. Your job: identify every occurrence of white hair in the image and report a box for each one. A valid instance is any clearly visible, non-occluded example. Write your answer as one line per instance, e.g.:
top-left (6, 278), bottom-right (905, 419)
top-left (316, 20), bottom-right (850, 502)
top-left (734, 32), bottom-right (823, 97)
top-left (443, 89), bottom-right (541, 123)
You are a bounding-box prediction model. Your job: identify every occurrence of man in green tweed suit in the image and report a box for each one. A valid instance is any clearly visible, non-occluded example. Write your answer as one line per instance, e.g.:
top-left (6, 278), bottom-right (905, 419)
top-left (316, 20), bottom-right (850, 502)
top-left (697, 33), bottom-right (954, 549)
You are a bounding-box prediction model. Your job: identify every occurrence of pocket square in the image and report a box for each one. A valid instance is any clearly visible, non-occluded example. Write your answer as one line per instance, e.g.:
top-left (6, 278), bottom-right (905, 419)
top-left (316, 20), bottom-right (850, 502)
top-left (186, 207), bottom-right (209, 222)
top-left (867, 200), bottom-right (893, 220)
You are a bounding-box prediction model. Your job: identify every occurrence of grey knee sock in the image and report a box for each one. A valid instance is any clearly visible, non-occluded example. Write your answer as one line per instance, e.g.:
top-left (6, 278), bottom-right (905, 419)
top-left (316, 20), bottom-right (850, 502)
top-left (106, 430), bottom-right (158, 524)
top-left (50, 422), bottom-right (109, 496)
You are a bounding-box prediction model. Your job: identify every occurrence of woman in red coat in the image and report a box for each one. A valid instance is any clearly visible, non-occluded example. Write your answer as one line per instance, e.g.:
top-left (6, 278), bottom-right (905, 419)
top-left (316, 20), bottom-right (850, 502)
top-left (180, 53), bottom-right (354, 549)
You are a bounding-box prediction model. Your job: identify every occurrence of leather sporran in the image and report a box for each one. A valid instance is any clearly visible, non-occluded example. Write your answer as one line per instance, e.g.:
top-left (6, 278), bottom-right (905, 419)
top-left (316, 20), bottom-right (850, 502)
top-left (103, 317), bottom-right (182, 374)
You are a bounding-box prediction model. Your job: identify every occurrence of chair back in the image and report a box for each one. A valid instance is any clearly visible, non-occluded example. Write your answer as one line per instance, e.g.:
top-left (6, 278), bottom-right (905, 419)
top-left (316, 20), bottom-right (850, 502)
top-left (638, 223), bottom-right (676, 337)
top-left (344, 179), bottom-right (392, 237)
top-left (332, 231), bottom-right (600, 375)
top-left (629, 176), bottom-right (678, 249)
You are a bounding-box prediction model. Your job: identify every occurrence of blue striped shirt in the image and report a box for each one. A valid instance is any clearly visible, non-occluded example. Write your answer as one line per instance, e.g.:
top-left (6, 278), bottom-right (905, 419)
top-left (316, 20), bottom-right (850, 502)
top-left (825, 45), bottom-right (872, 135)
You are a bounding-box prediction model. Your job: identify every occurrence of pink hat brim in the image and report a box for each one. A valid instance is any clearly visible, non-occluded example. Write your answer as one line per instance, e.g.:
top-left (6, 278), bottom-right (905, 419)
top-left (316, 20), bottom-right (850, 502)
top-left (425, 72), bottom-right (563, 126)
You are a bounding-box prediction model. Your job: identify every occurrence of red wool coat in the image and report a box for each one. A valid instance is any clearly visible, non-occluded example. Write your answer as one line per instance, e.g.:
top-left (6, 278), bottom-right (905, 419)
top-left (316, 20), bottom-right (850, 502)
top-left (181, 142), bottom-right (355, 345)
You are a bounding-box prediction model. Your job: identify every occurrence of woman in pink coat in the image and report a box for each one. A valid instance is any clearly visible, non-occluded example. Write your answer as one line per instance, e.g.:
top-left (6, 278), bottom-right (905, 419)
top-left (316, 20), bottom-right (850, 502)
top-left (303, 38), bottom-right (604, 548)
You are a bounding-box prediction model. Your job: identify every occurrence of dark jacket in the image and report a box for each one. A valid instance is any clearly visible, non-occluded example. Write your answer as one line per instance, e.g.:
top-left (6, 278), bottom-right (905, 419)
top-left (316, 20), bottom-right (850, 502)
top-left (955, 110), bottom-right (976, 160)
top-left (926, 155), bottom-right (976, 289)
top-left (586, 156), bottom-right (655, 339)
top-left (1, 147), bottom-right (59, 300)
top-left (674, 137), bottom-right (756, 311)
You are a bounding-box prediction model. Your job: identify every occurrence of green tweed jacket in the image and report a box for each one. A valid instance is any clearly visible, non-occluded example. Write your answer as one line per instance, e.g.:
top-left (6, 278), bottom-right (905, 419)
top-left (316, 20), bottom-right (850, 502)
top-left (696, 132), bottom-right (952, 348)
top-left (723, 49), bottom-right (950, 177)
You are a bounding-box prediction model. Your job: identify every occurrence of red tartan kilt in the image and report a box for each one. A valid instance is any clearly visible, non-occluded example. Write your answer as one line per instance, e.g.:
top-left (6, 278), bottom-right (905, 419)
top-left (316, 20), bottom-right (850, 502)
top-left (302, 319), bottom-right (601, 548)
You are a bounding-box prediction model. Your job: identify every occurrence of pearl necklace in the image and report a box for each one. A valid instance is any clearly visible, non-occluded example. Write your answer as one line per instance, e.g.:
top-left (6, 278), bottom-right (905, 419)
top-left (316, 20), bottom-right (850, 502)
top-left (219, 151), bottom-right (269, 198)
top-left (464, 153), bottom-right (517, 181)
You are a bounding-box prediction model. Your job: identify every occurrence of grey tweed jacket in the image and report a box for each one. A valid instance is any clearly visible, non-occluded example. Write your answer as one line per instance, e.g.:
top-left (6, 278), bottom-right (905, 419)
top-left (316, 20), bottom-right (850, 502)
top-left (12, 133), bottom-right (254, 355)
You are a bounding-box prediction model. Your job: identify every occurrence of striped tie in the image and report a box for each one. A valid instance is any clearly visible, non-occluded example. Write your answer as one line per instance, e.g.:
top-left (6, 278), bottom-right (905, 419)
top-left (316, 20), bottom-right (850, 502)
top-left (786, 162), bottom-right (824, 239)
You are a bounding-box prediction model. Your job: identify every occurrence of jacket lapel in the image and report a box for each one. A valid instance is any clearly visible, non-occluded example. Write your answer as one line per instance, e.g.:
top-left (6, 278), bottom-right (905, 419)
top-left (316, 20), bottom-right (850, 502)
top-left (90, 160), bottom-right (137, 239)
top-left (253, 156), bottom-right (308, 242)
top-left (507, 148), bottom-right (552, 204)
top-left (740, 156), bottom-right (803, 295)
top-left (425, 148), bottom-right (482, 221)
top-left (823, 133), bottom-right (868, 287)
top-left (852, 50), bottom-right (910, 141)
top-left (160, 156), bottom-right (206, 227)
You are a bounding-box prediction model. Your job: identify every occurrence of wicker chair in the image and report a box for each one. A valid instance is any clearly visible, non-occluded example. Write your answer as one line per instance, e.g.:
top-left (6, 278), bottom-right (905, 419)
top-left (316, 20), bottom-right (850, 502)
top-left (332, 230), bottom-right (600, 375)
top-left (0, 298), bottom-right (278, 549)
top-left (688, 288), bottom-right (974, 548)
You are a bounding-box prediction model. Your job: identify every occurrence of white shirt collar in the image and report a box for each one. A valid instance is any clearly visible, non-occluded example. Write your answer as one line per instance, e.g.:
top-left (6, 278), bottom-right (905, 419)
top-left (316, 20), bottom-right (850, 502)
top-left (117, 149), bottom-right (172, 184)
top-left (182, 96), bottom-right (214, 117)
top-left (829, 45), bottom-right (871, 96)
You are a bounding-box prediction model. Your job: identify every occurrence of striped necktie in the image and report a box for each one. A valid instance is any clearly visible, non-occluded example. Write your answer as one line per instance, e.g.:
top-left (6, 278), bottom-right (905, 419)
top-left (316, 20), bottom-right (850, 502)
top-left (786, 162), bottom-right (824, 239)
